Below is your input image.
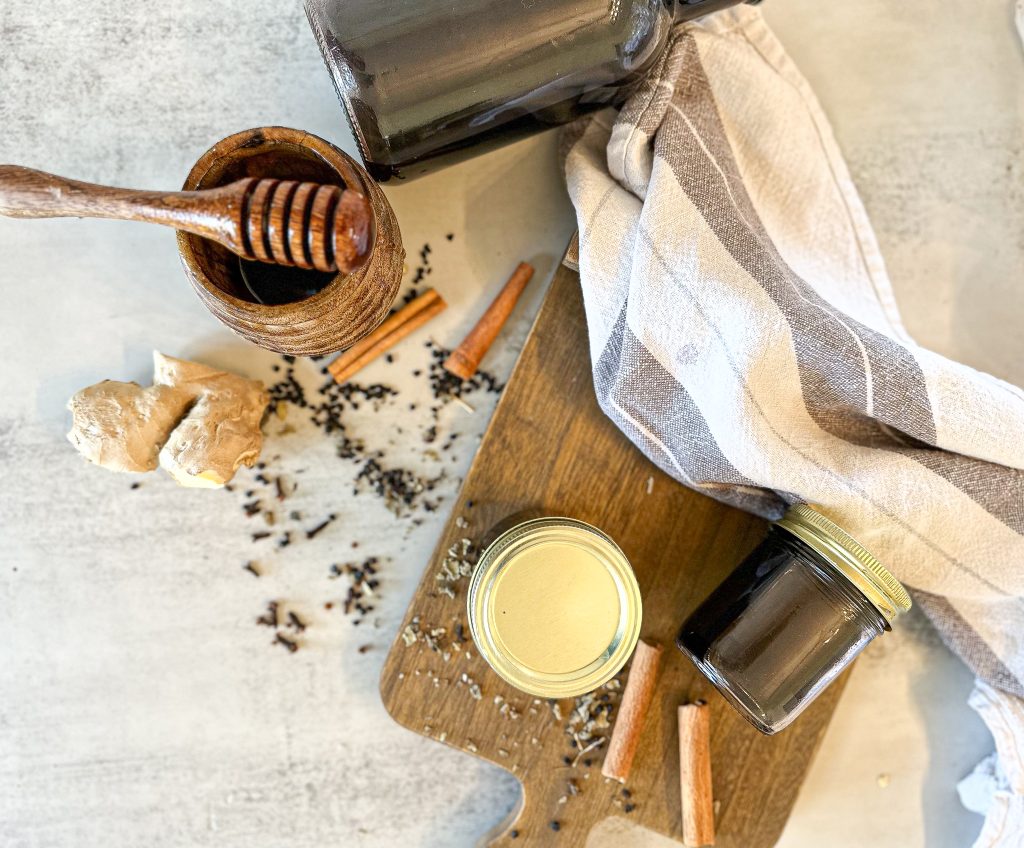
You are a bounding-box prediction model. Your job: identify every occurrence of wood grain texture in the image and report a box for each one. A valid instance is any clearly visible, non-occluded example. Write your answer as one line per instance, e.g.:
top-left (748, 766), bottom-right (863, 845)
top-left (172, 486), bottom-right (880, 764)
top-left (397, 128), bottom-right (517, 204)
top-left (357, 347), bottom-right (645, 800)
top-left (0, 165), bottom-right (372, 274)
top-left (379, 262), bottom-right (850, 847)
top-left (177, 126), bottom-right (404, 357)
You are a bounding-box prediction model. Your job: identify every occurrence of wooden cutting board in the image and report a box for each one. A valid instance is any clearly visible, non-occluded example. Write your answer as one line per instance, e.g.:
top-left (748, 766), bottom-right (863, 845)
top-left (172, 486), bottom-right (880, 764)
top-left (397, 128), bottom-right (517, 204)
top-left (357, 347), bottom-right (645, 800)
top-left (380, 262), bottom-right (847, 846)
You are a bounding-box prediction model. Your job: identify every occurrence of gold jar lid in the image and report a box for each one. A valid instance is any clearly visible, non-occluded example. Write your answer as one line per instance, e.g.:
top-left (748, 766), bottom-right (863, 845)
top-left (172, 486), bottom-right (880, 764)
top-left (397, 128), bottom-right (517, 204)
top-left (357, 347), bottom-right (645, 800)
top-left (467, 517), bottom-right (642, 698)
top-left (776, 504), bottom-right (912, 624)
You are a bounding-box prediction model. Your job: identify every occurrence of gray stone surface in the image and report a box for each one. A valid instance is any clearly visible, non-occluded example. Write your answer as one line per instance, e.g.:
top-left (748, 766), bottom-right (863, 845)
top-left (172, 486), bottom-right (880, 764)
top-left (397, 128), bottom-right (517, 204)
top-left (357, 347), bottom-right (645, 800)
top-left (1, 1), bottom-right (1020, 846)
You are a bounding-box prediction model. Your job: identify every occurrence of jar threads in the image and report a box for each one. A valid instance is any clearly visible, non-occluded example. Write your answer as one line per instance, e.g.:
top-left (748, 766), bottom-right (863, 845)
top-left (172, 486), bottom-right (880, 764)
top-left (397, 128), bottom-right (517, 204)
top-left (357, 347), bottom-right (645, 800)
top-left (776, 504), bottom-right (911, 624)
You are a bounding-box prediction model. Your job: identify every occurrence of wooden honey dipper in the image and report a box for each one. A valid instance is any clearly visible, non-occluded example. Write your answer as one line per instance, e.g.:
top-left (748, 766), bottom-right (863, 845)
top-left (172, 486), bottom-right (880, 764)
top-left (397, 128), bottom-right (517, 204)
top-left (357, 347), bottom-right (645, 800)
top-left (0, 164), bottom-right (374, 274)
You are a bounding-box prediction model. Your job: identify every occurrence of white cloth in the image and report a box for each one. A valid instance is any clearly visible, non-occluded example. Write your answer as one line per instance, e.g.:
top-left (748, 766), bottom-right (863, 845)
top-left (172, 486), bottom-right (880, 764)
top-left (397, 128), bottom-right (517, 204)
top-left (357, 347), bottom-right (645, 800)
top-left (960, 682), bottom-right (1024, 847)
top-left (562, 7), bottom-right (1024, 845)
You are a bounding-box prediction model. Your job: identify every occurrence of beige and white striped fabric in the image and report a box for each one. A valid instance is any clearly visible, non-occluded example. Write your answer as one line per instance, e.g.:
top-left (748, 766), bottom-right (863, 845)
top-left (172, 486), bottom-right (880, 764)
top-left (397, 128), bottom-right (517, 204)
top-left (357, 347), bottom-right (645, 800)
top-left (563, 1), bottom-right (1024, 805)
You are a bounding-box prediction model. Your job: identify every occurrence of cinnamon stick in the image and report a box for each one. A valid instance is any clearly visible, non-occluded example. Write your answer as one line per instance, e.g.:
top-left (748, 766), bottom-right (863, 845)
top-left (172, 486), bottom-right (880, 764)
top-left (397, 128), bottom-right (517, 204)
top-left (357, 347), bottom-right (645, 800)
top-left (678, 702), bottom-right (715, 847)
top-left (602, 639), bottom-right (663, 783)
top-left (328, 288), bottom-right (446, 384)
top-left (443, 261), bottom-right (534, 380)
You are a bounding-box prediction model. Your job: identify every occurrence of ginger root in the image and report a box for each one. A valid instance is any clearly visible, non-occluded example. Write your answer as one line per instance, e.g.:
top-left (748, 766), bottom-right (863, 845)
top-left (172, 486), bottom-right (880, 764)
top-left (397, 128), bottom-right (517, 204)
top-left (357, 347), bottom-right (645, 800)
top-left (67, 381), bottom-right (193, 473)
top-left (67, 352), bottom-right (270, 488)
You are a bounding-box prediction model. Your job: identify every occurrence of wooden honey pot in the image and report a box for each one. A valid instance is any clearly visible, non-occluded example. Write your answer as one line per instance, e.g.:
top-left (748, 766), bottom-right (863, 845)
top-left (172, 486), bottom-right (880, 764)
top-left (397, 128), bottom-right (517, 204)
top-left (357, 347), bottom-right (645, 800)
top-left (178, 126), bottom-right (404, 356)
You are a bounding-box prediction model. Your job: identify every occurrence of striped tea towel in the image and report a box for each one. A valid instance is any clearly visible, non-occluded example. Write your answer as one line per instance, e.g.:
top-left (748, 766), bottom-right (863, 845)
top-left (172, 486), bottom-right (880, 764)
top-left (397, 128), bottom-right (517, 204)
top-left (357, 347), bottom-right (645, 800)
top-left (562, 6), bottom-right (1024, 844)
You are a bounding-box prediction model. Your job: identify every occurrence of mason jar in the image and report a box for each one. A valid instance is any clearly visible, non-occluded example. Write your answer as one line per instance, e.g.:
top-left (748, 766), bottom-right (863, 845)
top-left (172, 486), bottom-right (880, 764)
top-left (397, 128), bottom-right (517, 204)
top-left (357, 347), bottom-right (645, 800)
top-left (677, 504), bottom-right (912, 734)
top-left (305, 0), bottom-right (759, 180)
top-left (468, 516), bottom-right (642, 698)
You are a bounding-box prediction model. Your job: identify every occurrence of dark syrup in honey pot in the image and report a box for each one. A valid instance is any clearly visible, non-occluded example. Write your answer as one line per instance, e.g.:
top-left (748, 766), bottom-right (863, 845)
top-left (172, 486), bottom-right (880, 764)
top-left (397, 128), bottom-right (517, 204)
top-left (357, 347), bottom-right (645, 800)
top-left (238, 258), bottom-right (334, 306)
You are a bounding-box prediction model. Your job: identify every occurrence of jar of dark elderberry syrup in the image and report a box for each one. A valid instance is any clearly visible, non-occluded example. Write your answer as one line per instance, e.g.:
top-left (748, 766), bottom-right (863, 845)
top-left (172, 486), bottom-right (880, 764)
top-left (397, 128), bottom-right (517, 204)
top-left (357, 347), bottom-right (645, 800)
top-left (677, 504), bottom-right (911, 735)
top-left (304, 0), bottom-right (762, 181)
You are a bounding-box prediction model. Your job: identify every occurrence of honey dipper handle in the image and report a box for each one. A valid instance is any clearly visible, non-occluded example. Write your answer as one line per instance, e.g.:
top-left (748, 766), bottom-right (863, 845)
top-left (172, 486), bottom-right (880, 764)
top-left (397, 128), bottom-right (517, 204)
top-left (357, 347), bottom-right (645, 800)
top-left (0, 165), bottom-right (254, 255)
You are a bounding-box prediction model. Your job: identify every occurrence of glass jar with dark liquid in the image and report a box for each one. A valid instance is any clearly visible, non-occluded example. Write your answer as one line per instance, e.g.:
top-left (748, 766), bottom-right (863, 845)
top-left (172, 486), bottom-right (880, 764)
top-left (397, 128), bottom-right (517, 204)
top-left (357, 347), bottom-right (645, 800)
top-left (677, 505), bottom-right (912, 734)
top-left (305, 0), bottom-right (759, 181)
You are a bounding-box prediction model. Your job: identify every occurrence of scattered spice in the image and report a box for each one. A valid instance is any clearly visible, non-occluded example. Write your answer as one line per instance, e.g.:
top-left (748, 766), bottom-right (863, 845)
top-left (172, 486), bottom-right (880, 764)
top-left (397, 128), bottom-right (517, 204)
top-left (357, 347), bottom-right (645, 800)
top-left (328, 557), bottom-right (382, 624)
top-left (306, 514), bottom-right (338, 540)
top-left (256, 601), bottom-right (279, 628)
top-left (434, 536), bottom-right (478, 598)
top-left (427, 341), bottom-right (503, 404)
top-left (404, 240), bottom-right (434, 292)
top-left (560, 676), bottom-right (623, 769)
top-left (275, 633), bottom-right (299, 653)
top-left (223, 244), bottom-right (505, 654)
top-left (355, 457), bottom-right (443, 515)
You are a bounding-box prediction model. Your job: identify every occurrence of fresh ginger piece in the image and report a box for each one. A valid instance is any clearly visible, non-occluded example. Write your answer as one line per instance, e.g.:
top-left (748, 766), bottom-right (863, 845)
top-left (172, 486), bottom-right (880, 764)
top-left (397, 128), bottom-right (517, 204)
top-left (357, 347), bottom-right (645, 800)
top-left (67, 352), bottom-right (269, 488)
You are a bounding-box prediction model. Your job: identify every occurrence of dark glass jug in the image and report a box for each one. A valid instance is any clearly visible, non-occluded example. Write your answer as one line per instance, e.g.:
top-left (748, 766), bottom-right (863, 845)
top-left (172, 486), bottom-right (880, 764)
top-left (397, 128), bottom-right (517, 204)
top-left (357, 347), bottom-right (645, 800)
top-left (305, 0), bottom-right (757, 181)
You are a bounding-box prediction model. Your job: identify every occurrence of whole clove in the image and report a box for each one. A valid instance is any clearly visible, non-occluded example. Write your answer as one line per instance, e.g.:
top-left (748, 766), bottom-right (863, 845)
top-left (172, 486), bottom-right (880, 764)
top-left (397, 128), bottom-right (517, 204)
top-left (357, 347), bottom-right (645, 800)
top-left (306, 514), bottom-right (338, 540)
top-left (256, 601), bottom-right (279, 628)
top-left (275, 633), bottom-right (299, 653)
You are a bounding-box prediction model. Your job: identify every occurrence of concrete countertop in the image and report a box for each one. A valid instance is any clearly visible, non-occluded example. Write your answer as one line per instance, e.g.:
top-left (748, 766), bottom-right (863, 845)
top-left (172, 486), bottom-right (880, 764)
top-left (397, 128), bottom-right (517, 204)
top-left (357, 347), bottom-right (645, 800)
top-left (1, 1), bottom-right (1020, 846)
